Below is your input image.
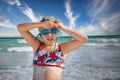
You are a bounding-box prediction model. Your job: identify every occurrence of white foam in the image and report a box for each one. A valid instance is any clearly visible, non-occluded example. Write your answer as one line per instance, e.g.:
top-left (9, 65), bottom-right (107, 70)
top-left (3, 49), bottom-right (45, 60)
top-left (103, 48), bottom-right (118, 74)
top-left (8, 46), bottom-right (32, 52)
top-left (113, 43), bottom-right (120, 47)
top-left (17, 39), bottom-right (27, 43)
top-left (0, 67), bottom-right (33, 80)
top-left (93, 38), bottom-right (120, 43)
top-left (85, 43), bottom-right (120, 47)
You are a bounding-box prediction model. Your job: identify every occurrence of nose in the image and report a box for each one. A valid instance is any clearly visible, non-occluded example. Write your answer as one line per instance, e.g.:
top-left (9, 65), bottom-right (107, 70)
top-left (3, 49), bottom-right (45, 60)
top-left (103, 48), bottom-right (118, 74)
top-left (47, 32), bottom-right (52, 36)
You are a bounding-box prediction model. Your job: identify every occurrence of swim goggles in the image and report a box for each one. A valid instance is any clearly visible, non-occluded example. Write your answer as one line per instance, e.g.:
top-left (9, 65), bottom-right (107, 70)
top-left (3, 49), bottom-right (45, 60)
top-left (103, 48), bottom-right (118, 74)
top-left (35, 28), bottom-right (60, 39)
top-left (40, 28), bottom-right (59, 35)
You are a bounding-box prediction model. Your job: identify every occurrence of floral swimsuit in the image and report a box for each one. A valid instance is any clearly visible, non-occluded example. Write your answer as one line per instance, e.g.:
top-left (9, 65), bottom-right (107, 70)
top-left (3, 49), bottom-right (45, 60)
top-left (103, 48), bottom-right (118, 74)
top-left (33, 43), bottom-right (64, 68)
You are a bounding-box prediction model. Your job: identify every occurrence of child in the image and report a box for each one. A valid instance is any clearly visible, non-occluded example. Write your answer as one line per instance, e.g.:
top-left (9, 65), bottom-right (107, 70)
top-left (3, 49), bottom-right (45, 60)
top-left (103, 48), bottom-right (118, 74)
top-left (17, 17), bottom-right (88, 80)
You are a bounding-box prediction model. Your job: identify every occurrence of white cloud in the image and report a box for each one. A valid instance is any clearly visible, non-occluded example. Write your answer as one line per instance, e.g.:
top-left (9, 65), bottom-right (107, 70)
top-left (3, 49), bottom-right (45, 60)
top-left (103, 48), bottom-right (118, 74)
top-left (86, 0), bottom-right (120, 35)
top-left (2, 0), bottom-right (40, 37)
top-left (88, 0), bottom-right (109, 23)
top-left (5, 0), bottom-right (38, 22)
top-left (100, 12), bottom-right (120, 32)
top-left (21, 5), bottom-right (38, 22)
top-left (0, 33), bottom-right (18, 37)
top-left (0, 17), bottom-right (16, 28)
top-left (64, 1), bottom-right (79, 29)
top-left (78, 25), bottom-right (104, 35)
top-left (5, 0), bottom-right (21, 6)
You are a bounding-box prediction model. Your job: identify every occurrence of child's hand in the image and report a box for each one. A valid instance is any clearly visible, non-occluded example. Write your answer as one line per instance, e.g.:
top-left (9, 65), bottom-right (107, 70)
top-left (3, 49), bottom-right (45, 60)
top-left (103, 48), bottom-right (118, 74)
top-left (40, 21), bottom-right (56, 29)
top-left (54, 19), bottom-right (64, 30)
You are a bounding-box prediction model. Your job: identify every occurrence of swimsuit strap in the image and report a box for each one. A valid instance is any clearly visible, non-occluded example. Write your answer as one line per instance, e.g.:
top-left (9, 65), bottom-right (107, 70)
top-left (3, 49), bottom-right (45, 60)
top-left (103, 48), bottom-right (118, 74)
top-left (58, 44), bottom-right (63, 56)
top-left (35, 43), bottom-right (61, 53)
top-left (58, 44), bottom-right (61, 50)
top-left (35, 43), bottom-right (42, 53)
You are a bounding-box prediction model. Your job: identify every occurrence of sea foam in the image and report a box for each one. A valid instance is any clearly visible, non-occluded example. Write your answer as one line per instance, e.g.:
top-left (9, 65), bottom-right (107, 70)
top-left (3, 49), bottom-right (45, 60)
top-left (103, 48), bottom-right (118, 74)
top-left (17, 39), bottom-right (27, 43)
top-left (8, 46), bottom-right (32, 52)
top-left (85, 43), bottom-right (120, 47)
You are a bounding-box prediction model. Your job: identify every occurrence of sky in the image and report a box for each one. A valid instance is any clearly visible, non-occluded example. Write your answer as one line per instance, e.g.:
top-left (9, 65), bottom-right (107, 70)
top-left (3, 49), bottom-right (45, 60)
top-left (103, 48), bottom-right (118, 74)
top-left (0, 0), bottom-right (120, 37)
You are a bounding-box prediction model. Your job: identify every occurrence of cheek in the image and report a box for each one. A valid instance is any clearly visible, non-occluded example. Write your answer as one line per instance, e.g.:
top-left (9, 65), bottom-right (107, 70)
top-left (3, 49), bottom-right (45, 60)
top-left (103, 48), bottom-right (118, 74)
top-left (41, 34), bottom-right (58, 41)
top-left (53, 34), bottom-right (58, 39)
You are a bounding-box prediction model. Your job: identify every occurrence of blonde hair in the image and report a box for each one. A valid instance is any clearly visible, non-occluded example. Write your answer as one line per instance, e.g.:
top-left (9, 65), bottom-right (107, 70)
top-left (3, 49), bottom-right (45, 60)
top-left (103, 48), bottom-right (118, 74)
top-left (38, 17), bottom-right (55, 31)
top-left (40, 17), bottom-right (55, 22)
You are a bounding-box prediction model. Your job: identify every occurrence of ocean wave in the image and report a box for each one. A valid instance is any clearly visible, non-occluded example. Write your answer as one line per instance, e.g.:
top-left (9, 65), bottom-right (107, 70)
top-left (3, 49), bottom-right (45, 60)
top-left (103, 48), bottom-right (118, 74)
top-left (8, 46), bottom-right (32, 52)
top-left (0, 67), bottom-right (32, 80)
top-left (89, 38), bottom-right (120, 43)
top-left (17, 39), bottom-right (27, 43)
top-left (85, 43), bottom-right (120, 47)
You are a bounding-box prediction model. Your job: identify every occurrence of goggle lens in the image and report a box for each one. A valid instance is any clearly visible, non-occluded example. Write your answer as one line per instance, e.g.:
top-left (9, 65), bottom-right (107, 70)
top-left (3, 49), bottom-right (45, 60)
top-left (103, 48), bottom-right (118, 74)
top-left (41, 28), bottom-right (59, 35)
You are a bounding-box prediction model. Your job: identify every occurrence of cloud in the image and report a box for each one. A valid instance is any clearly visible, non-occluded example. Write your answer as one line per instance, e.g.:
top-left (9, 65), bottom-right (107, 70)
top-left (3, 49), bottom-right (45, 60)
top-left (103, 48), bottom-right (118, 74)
top-left (100, 12), bottom-right (120, 33)
top-left (78, 25), bottom-right (104, 35)
top-left (88, 0), bottom-right (109, 23)
top-left (2, 0), bottom-right (40, 37)
top-left (64, 1), bottom-right (79, 29)
top-left (0, 17), bottom-right (18, 37)
top-left (85, 0), bottom-right (120, 35)
top-left (5, 0), bottom-right (39, 22)
top-left (5, 0), bottom-right (21, 6)
top-left (0, 33), bottom-right (18, 37)
top-left (0, 17), bottom-right (16, 28)
top-left (21, 5), bottom-right (39, 22)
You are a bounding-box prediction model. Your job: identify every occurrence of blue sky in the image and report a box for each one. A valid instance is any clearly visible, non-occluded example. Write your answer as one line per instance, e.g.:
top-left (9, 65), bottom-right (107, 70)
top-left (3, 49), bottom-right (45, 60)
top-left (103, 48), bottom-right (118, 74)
top-left (0, 0), bottom-right (120, 37)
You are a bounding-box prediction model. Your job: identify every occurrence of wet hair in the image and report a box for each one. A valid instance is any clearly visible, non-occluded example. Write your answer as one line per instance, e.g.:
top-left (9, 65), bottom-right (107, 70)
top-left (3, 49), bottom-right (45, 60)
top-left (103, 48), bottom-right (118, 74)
top-left (38, 17), bottom-right (55, 31)
top-left (40, 17), bottom-right (55, 22)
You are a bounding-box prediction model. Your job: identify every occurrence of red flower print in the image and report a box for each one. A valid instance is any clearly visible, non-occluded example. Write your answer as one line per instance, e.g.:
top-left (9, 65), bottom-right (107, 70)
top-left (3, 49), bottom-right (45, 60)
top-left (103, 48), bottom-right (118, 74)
top-left (49, 52), bottom-right (58, 60)
top-left (57, 61), bottom-right (61, 66)
top-left (38, 56), bottom-right (45, 63)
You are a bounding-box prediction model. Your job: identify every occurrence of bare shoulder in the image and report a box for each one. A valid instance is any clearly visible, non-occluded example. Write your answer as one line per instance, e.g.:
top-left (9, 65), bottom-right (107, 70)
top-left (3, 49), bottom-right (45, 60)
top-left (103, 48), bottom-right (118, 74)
top-left (32, 39), bottom-right (42, 53)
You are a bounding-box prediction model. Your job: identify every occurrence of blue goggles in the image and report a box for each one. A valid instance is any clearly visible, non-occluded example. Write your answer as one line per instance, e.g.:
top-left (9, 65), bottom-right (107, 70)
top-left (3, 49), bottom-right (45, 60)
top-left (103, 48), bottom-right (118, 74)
top-left (40, 28), bottom-right (59, 35)
top-left (35, 28), bottom-right (62, 39)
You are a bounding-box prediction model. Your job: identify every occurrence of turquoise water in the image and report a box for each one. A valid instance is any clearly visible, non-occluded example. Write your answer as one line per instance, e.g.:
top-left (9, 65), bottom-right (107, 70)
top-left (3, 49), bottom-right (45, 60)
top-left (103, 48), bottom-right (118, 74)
top-left (0, 35), bottom-right (120, 52)
top-left (0, 35), bottom-right (120, 80)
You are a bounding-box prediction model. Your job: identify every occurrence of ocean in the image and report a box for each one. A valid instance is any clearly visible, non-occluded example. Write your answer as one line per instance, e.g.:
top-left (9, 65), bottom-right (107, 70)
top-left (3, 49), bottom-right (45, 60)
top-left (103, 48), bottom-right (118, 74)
top-left (0, 35), bottom-right (120, 80)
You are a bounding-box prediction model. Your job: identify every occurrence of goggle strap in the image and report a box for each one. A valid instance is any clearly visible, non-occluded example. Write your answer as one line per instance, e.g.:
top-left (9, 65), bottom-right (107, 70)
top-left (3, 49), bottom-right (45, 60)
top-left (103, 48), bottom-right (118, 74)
top-left (54, 31), bottom-right (62, 51)
top-left (54, 37), bottom-right (58, 51)
top-left (59, 31), bottom-right (62, 36)
top-left (35, 32), bottom-right (41, 39)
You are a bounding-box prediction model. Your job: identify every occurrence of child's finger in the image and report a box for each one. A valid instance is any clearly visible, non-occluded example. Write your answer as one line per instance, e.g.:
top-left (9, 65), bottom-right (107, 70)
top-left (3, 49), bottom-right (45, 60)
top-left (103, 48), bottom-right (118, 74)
top-left (54, 19), bottom-right (60, 23)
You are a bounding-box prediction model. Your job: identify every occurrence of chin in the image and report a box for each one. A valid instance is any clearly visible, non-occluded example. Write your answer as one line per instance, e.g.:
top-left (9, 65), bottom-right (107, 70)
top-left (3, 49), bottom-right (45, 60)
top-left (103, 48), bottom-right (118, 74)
top-left (45, 41), bottom-right (54, 46)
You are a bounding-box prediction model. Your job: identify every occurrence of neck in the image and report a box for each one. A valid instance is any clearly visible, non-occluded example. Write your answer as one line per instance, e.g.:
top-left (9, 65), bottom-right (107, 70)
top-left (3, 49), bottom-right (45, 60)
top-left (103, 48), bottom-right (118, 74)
top-left (45, 43), bottom-right (55, 49)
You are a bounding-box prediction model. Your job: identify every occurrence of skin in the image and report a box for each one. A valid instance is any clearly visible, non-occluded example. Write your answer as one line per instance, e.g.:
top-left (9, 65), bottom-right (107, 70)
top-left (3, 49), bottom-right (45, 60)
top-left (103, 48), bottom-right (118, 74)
top-left (17, 19), bottom-right (88, 80)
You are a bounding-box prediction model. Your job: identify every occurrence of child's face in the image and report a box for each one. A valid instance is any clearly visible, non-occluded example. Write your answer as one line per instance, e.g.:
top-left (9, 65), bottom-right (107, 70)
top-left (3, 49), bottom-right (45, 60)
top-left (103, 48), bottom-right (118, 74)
top-left (41, 27), bottom-right (59, 46)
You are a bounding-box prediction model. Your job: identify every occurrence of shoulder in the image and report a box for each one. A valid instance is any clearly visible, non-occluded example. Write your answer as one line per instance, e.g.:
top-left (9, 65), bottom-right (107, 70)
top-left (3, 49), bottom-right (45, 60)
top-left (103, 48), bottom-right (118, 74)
top-left (33, 40), bottom-right (42, 53)
top-left (58, 43), bottom-right (66, 55)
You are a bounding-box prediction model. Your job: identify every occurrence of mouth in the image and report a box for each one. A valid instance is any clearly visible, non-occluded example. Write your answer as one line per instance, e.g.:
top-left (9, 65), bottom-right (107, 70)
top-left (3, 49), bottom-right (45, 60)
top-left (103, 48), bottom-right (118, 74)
top-left (47, 38), bottom-right (53, 41)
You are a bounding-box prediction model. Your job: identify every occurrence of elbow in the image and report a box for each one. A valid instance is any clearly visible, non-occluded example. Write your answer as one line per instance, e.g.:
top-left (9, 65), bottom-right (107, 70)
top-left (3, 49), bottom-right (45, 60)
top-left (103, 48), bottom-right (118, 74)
top-left (79, 35), bottom-right (88, 43)
top-left (84, 36), bottom-right (88, 42)
top-left (76, 35), bottom-right (88, 44)
top-left (83, 36), bottom-right (88, 43)
top-left (17, 24), bottom-right (23, 32)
